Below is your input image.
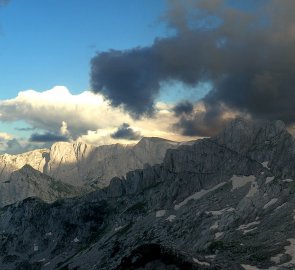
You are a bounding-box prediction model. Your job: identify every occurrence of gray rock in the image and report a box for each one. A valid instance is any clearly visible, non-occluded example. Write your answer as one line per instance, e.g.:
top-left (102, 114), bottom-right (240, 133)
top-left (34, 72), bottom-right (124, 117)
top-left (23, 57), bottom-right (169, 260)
top-left (0, 119), bottom-right (295, 269)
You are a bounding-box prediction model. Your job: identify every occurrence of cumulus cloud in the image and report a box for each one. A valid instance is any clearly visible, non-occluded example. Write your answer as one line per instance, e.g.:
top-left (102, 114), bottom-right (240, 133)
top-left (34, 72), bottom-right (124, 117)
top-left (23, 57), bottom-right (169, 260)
top-left (111, 123), bottom-right (142, 140)
top-left (90, 0), bottom-right (295, 136)
top-left (76, 101), bottom-right (196, 145)
top-left (0, 86), bottom-right (131, 138)
top-left (60, 121), bottom-right (71, 137)
top-left (0, 86), bottom-right (195, 152)
top-left (0, 132), bottom-right (12, 141)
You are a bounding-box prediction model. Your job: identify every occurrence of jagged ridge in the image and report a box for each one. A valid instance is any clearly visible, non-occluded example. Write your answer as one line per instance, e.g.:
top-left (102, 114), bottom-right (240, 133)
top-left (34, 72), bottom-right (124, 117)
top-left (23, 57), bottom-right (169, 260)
top-left (1, 120), bottom-right (295, 269)
top-left (0, 137), bottom-right (181, 187)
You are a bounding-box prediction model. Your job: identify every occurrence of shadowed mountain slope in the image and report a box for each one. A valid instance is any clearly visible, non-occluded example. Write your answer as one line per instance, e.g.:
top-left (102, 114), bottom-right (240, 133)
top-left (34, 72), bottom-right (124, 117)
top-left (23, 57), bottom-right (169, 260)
top-left (1, 119), bottom-right (295, 269)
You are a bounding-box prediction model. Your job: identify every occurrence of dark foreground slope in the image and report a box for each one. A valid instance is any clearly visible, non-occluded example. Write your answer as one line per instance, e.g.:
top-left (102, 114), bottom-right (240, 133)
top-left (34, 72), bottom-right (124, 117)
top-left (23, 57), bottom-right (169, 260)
top-left (1, 119), bottom-right (295, 269)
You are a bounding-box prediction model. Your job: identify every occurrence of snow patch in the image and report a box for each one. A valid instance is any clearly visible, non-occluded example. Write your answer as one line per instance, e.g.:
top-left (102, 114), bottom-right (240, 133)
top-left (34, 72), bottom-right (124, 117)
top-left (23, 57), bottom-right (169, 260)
top-left (192, 257), bottom-right (210, 266)
top-left (166, 215), bottom-right (176, 222)
top-left (282, 179), bottom-right (294, 183)
top-left (156, 210), bottom-right (166, 217)
top-left (243, 227), bottom-right (257, 234)
top-left (275, 203), bottom-right (286, 211)
top-left (242, 265), bottom-right (276, 270)
top-left (276, 239), bottom-right (295, 267)
top-left (265, 176), bottom-right (275, 184)
top-left (262, 161), bottom-right (269, 169)
top-left (205, 254), bottom-right (216, 259)
top-left (237, 221), bottom-right (260, 231)
top-left (241, 264), bottom-right (261, 270)
top-left (73, 237), bottom-right (79, 243)
top-left (271, 253), bottom-right (283, 264)
top-left (215, 232), bottom-right (224, 239)
top-left (210, 221), bottom-right (219, 230)
top-left (33, 244), bottom-right (39, 252)
top-left (206, 207), bottom-right (235, 216)
top-left (263, 198), bottom-right (278, 209)
top-left (246, 181), bottom-right (259, 197)
top-left (174, 182), bottom-right (226, 210)
top-left (231, 175), bottom-right (256, 191)
top-left (283, 239), bottom-right (295, 266)
top-left (114, 226), bottom-right (123, 232)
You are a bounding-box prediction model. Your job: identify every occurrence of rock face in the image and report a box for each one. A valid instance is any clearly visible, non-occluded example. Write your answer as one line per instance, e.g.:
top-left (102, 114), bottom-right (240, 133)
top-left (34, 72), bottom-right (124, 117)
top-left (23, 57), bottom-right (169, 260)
top-left (0, 149), bottom-right (48, 183)
top-left (45, 137), bottom-right (181, 187)
top-left (0, 165), bottom-right (82, 208)
top-left (1, 119), bottom-right (295, 269)
top-left (0, 137), bottom-right (180, 188)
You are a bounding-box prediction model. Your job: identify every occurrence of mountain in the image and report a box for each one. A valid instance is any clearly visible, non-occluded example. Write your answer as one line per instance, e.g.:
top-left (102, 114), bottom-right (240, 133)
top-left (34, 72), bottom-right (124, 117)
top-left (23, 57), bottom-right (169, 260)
top-left (0, 148), bottom-right (48, 183)
top-left (0, 165), bottom-right (83, 208)
top-left (0, 137), bottom-right (181, 188)
top-left (45, 137), bottom-right (181, 187)
top-left (1, 119), bottom-right (295, 269)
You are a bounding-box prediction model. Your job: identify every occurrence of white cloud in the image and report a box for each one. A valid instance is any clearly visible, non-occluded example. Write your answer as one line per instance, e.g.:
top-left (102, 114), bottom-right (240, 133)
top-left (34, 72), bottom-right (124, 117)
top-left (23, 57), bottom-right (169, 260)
top-left (0, 132), bottom-right (13, 140)
top-left (0, 86), bottom-right (197, 149)
top-left (0, 86), bottom-right (129, 137)
top-left (60, 121), bottom-right (71, 138)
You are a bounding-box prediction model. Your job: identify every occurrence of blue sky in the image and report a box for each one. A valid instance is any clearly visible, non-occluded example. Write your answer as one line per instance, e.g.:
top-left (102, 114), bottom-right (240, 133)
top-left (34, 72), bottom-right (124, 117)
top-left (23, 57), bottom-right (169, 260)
top-left (0, 0), bottom-right (168, 97)
top-left (0, 0), bottom-right (289, 153)
top-left (0, 0), bottom-right (209, 153)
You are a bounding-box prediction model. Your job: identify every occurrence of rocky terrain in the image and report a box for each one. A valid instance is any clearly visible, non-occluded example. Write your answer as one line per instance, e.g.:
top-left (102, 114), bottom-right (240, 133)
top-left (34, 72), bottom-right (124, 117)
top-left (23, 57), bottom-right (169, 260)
top-left (45, 137), bottom-right (181, 187)
top-left (1, 119), bottom-right (295, 269)
top-left (0, 165), bottom-right (82, 208)
top-left (0, 137), bottom-right (180, 187)
top-left (0, 137), bottom-right (180, 207)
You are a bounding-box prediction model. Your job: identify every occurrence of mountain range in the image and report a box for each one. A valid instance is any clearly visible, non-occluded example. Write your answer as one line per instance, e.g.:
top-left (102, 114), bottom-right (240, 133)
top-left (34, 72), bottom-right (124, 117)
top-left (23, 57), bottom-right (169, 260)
top-left (0, 119), bottom-right (295, 269)
top-left (0, 137), bottom-right (182, 207)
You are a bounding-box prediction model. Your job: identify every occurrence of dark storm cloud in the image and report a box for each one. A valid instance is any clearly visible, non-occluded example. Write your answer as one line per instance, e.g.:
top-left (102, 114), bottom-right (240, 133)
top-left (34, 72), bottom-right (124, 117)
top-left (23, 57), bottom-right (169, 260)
top-left (173, 101), bottom-right (194, 116)
top-left (91, 49), bottom-right (160, 116)
top-left (111, 123), bottom-right (142, 140)
top-left (173, 103), bottom-right (237, 137)
top-left (91, 0), bottom-right (295, 135)
top-left (29, 132), bottom-right (69, 143)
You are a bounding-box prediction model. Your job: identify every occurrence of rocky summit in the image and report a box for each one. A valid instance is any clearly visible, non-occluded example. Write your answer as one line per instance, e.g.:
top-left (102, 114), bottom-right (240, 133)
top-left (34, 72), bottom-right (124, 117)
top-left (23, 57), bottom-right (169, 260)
top-left (1, 119), bottom-right (295, 269)
top-left (0, 137), bottom-right (181, 207)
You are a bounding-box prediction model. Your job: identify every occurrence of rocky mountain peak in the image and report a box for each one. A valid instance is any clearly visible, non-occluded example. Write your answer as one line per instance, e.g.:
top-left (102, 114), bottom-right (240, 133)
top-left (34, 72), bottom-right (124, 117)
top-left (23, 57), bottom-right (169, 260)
top-left (16, 164), bottom-right (38, 175)
top-left (214, 118), bottom-right (292, 152)
top-left (0, 136), bottom-right (181, 202)
top-left (1, 119), bottom-right (295, 269)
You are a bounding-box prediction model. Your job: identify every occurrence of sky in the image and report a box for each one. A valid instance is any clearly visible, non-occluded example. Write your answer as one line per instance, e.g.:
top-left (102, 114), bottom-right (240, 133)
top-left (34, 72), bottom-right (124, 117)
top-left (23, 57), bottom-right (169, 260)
top-left (0, 0), bottom-right (294, 154)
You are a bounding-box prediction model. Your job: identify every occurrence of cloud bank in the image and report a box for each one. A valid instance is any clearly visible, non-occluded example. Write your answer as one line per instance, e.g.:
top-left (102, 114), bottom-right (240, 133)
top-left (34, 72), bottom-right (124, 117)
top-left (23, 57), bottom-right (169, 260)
top-left (90, 0), bottom-right (295, 136)
top-left (0, 86), bottom-right (194, 153)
